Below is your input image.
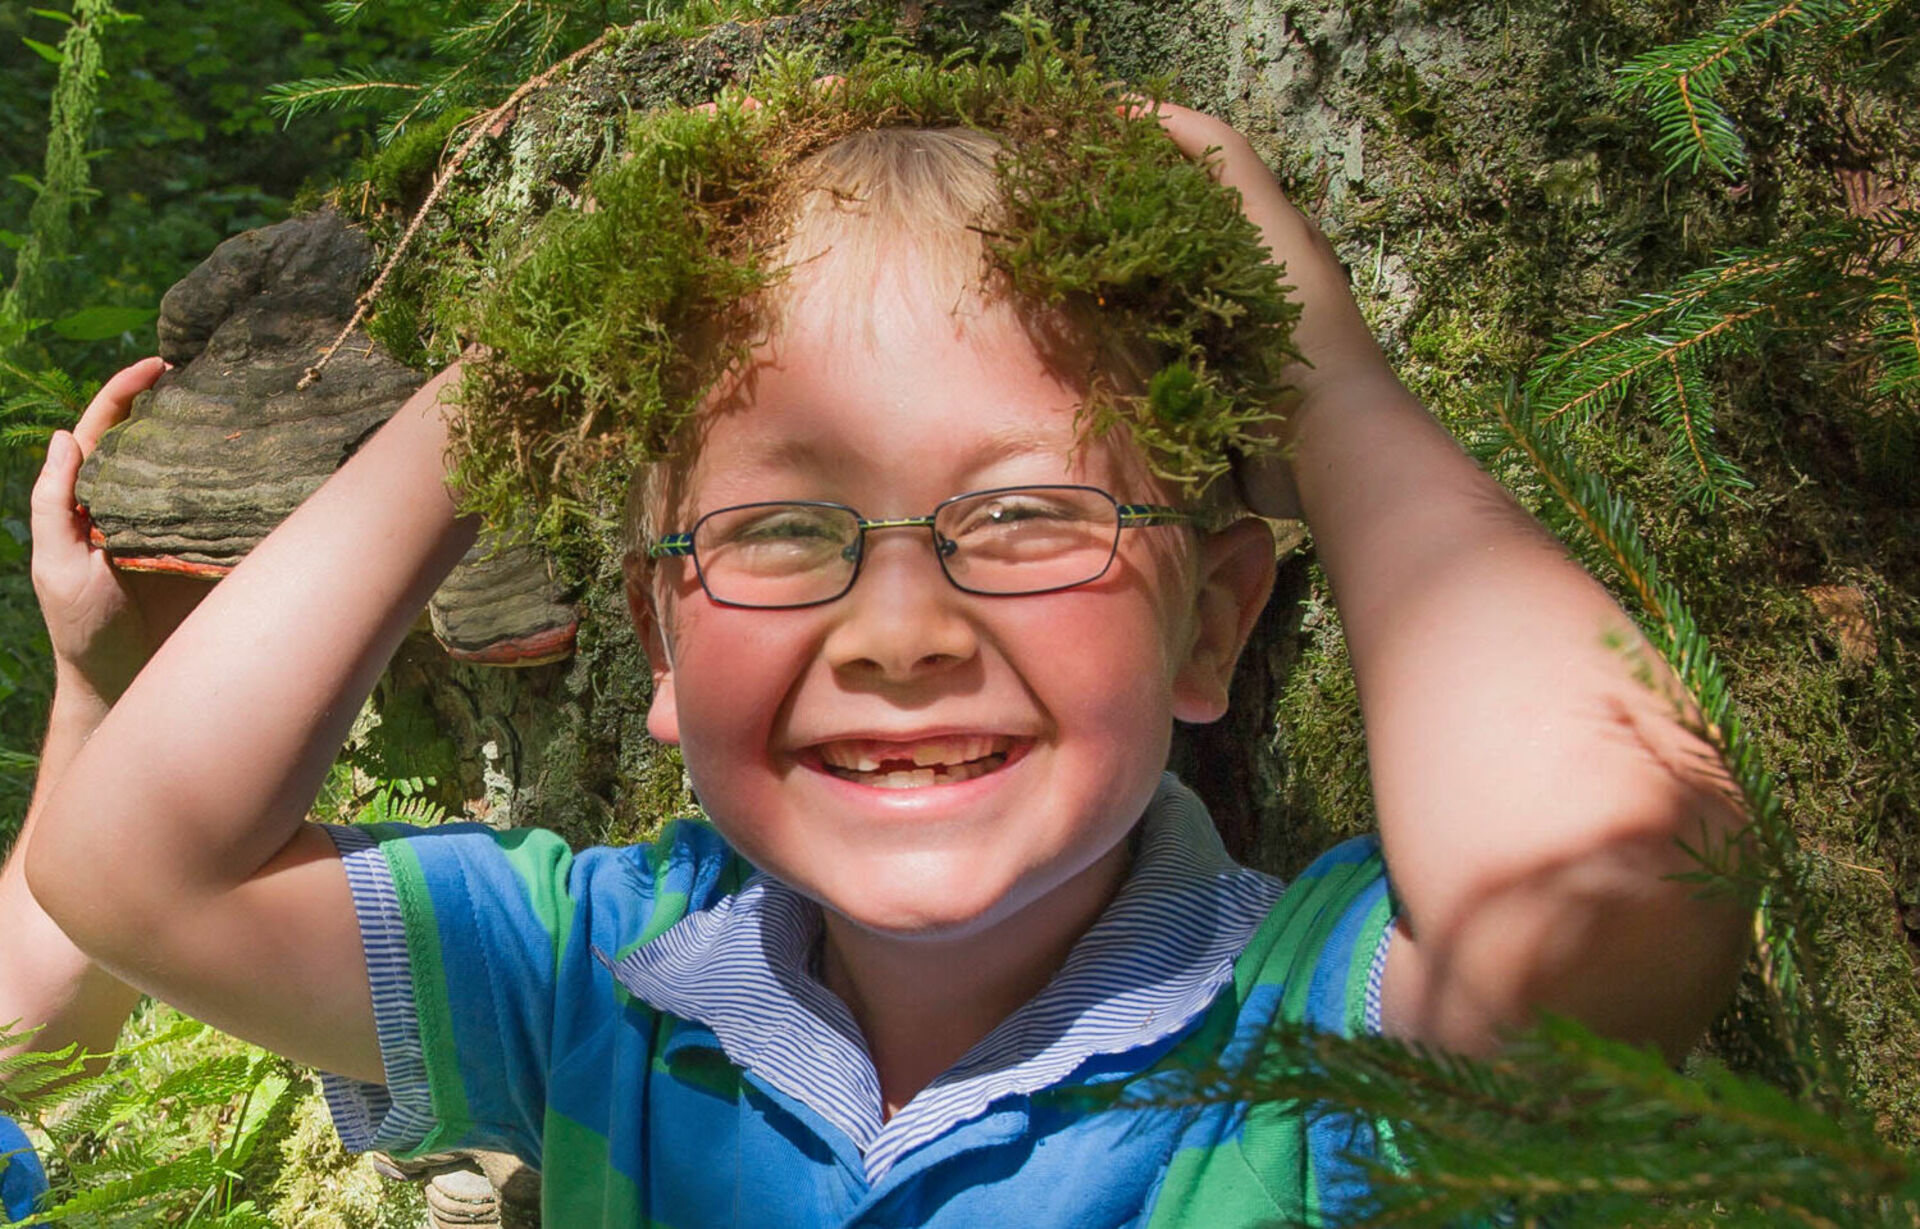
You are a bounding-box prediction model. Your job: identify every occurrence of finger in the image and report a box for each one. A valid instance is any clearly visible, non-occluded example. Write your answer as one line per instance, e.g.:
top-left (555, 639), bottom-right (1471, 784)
top-left (72, 355), bottom-right (167, 454)
top-left (1114, 91), bottom-right (1162, 122)
top-left (1140, 101), bottom-right (1239, 172)
top-left (29, 429), bottom-right (90, 555)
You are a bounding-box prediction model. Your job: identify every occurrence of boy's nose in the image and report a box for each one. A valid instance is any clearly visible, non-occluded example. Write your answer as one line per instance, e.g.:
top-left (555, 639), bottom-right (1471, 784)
top-left (822, 534), bottom-right (979, 680)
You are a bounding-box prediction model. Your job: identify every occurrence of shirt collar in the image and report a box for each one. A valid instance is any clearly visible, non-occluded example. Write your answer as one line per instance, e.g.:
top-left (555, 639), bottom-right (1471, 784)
top-left (605, 773), bottom-right (1283, 1182)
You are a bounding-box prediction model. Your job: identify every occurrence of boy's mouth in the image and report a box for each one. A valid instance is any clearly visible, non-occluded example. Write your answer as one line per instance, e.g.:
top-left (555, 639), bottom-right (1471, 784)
top-left (811, 735), bottom-right (1019, 789)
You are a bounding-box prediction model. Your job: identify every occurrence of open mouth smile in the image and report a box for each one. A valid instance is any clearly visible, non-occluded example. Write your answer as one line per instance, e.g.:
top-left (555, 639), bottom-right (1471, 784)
top-left (811, 735), bottom-right (1022, 789)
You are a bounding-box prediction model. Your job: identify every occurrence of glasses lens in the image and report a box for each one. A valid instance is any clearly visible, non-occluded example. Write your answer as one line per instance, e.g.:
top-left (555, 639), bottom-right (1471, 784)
top-left (934, 487), bottom-right (1119, 595)
top-left (694, 503), bottom-right (861, 607)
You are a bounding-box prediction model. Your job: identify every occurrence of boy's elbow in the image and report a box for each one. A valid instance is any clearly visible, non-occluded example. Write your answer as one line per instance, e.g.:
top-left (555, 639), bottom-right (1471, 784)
top-left (23, 797), bottom-right (154, 967)
top-left (1393, 788), bottom-right (1755, 1062)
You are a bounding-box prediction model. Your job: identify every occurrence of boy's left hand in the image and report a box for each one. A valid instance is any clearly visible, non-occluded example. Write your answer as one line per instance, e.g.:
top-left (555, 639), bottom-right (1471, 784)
top-left (30, 357), bottom-right (211, 705)
top-left (1141, 103), bottom-right (1405, 519)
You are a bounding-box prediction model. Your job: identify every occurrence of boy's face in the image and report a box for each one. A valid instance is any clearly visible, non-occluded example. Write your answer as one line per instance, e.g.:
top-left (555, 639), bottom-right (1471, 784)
top-left (633, 261), bottom-right (1258, 943)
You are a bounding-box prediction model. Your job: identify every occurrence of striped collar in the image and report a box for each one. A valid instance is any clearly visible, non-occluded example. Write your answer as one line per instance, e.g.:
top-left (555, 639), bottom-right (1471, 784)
top-left (606, 773), bottom-right (1284, 1182)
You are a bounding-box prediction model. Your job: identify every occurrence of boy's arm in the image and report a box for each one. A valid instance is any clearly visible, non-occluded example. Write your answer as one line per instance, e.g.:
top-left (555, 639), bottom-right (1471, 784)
top-left (0, 358), bottom-right (209, 1062)
top-left (1157, 107), bottom-right (1750, 1058)
top-left (24, 364), bottom-right (478, 1084)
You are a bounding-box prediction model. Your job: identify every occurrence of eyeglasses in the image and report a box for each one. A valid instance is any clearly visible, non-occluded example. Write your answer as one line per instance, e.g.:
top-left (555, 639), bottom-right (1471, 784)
top-left (648, 484), bottom-right (1192, 610)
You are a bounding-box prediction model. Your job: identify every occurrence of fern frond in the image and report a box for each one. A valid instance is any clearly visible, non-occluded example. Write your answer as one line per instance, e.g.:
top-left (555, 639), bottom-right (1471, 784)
top-left (0, 352), bottom-right (90, 439)
top-left (263, 67), bottom-right (422, 124)
top-left (23, 1154), bottom-right (224, 1222)
top-left (352, 776), bottom-right (452, 826)
top-left (1613, 0), bottom-right (1844, 177)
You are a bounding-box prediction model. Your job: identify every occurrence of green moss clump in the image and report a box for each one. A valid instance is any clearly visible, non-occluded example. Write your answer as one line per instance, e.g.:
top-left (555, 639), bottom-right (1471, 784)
top-left (450, 17), bottom-right (1299, 556)
top-left (358, 107), bottom-right (474, 210)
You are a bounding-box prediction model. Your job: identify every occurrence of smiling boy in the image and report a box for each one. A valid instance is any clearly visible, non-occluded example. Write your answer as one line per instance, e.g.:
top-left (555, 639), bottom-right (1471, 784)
top-left (25, 79), bottom-right (1751, 1227)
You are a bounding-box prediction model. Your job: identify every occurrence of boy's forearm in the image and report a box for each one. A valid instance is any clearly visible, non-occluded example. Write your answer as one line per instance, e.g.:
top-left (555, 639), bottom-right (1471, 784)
top-left (25, 367), bottom-right (478, 985)
top-left (1275, 373), bottom-right (1750, 1053)
top-left (0, 684), bottom-right (141, 1061)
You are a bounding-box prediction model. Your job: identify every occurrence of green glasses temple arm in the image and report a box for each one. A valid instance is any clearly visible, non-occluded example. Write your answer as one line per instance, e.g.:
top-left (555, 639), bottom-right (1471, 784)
top-left (1116, 504), bottom-right (1190, 526)
top-left (649, 533), bottom-right (695, 559)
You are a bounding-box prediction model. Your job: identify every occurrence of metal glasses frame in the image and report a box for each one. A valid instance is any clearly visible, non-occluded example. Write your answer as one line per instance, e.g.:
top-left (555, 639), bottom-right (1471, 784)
top-left (647, 484), bottom-right (1192, 610)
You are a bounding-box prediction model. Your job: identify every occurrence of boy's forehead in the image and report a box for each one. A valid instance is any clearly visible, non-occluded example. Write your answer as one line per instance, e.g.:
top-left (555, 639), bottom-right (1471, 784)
top-left (683, 271), bottom-right (1165, 497)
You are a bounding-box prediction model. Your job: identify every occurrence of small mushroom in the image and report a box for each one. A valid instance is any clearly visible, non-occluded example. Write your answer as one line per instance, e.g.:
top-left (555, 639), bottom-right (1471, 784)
top-left (75, 209), bottom-right (577, 666)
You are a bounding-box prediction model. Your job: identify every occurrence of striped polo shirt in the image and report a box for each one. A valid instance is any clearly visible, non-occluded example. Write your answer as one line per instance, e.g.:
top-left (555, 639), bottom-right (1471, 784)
top-left (320, 774), bottom-right (1397, 1226)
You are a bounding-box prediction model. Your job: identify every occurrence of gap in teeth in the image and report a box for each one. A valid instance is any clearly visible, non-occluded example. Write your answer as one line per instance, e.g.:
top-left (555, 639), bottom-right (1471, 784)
top-left (821, 736), bottom-right (1009, 773)
top-left (825, 749), bottom-right (1009, 786)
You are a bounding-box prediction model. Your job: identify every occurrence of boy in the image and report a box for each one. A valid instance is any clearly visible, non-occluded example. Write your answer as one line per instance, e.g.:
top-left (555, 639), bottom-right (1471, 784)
top-left (24, 97), bottom-right (1750, 1226)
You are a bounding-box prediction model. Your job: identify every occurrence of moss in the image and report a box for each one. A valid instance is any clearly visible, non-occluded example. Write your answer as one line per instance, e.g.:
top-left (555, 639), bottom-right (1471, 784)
top-left (445, 18), bottom-right (1300, 561)
top-left (358, 107), bottom-right (476, 211)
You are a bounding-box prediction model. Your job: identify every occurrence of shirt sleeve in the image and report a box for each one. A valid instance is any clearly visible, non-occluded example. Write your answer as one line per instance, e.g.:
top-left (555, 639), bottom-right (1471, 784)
top-left (1263, 834), bottom-right (1402, 1215)
top-left (1268, 834), bottom-right (1398, 1039)
top-left (318, 820), bottom-right (586, 1164)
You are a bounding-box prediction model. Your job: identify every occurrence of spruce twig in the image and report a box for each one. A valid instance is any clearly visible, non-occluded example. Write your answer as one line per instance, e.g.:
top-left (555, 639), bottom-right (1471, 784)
top-left (1477, 390), bottom-right (1844, 1103)
top-left (297, 30), bottom-right (612, 391)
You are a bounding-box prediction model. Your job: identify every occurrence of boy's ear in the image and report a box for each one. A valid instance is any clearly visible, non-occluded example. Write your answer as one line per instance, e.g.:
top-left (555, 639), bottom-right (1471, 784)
top-left (1171, 518), bottom-right (1278, 724)
top-left (625, 561), bottom-right (682, 746)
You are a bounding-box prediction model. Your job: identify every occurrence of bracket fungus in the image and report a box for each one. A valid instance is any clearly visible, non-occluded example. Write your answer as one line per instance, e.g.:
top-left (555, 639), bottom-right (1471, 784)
top-left (74, 209), bottom-right (577, 667)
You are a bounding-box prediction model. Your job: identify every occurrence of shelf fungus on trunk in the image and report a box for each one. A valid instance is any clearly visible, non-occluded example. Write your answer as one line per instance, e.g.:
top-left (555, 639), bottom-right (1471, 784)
top-left (73, 208), bottom-right (578, 667)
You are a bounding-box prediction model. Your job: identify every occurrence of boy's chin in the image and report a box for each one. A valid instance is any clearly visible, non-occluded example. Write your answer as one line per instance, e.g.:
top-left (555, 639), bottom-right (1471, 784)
top-left (809, 841), bottom-right (1132, 950)
top-left (820, 887), bottom-right (1022, 944)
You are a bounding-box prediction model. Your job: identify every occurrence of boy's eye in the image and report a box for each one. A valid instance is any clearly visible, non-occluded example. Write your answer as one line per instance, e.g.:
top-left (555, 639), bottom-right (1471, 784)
top-left (941, 490), bottom-right (1111, 567)
top-left (735, 511), bottom-right (843, 541)
top-left (702, 505), bottom-right (856, 571)
top-left (949, 493), bottom-right (1084, 537)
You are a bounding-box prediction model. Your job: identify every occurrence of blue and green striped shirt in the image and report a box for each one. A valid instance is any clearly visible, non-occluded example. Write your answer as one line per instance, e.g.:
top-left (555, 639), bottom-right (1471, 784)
top-left (321, 774), bottom-right (1397, 1226)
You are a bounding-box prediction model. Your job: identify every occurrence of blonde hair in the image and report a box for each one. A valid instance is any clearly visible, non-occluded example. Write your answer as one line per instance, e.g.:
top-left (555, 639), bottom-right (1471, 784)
top-left (621, 125), bottom-right (1235, 581)
top-left (624, 127), bottom-right (1012, 565)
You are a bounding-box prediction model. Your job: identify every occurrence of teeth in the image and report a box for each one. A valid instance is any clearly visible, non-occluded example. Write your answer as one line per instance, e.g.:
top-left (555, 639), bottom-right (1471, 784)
top-left (815, 737), bottom-right (1014, 787)
top-left (818, 735), bottom-right (1009, 773)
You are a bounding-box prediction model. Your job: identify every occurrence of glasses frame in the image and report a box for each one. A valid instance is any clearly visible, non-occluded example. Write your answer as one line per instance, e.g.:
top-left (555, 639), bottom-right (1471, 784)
top-left (648, 484), bottom-right (1192, 610)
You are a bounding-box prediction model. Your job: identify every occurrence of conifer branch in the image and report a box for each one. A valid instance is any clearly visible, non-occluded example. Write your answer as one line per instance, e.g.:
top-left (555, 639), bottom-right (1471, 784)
top-left (1477, 391), bottom-right (1843, 1101)
top-left (1141, 1015), bottom-right (1913, 1227)
top-left (298, 29), bottom-right (612, 390)
top-left (1525, 219), bottom-right (1913, 509)
top-left (1614, 0), bottom-right (1839, 177)
top-left (263, 69), bottom-right (422, 124)
top-left (1868, 271), bottom-right (1920, 402)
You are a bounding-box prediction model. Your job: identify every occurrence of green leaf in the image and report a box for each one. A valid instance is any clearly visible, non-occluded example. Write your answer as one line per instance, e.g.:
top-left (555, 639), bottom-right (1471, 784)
top-left (49, 305), bottom-right (158, 341)
top-left (27, 8), bottom-right (74, 25)
top-left (20, 36), bottom-right (64, 65)
top-left (8, 173), bottom-right (45, 195)
top-left (0, 230), bottom-right (23, 251)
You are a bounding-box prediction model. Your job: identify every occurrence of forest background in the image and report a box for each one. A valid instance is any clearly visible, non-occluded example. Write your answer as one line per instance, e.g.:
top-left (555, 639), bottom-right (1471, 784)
top-left (0, 0), bottom-right (1917, 1224)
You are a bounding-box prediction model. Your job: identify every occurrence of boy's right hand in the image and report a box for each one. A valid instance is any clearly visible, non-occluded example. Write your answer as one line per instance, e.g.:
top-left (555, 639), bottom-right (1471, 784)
top-left (30, 357), bottom-right (211, 705)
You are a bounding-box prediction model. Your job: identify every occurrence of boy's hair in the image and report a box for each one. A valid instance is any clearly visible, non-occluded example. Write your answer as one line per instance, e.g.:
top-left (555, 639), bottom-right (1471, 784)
top-left (619, 124), bottom-right (1221, 571)
top-left (453, 37), bottom-right (1299, 573)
